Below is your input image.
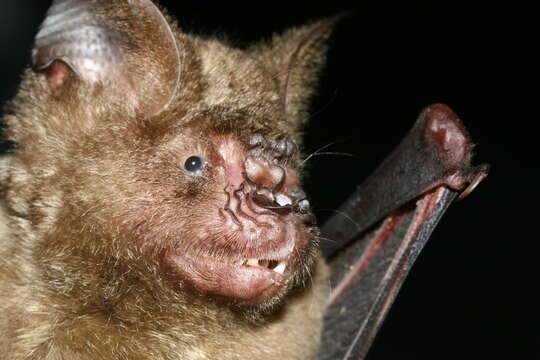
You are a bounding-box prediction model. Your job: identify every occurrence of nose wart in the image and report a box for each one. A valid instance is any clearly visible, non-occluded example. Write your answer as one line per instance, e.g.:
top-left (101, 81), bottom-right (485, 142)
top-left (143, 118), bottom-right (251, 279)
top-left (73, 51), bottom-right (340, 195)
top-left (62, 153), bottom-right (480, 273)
top-left (247, 134), bottom-right (298, 162)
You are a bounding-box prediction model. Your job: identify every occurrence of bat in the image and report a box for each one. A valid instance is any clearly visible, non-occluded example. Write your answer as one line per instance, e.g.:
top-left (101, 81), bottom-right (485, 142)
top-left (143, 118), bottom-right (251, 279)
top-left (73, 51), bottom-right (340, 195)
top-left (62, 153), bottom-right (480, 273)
top-left (0, 1), bottom-right (488, 359)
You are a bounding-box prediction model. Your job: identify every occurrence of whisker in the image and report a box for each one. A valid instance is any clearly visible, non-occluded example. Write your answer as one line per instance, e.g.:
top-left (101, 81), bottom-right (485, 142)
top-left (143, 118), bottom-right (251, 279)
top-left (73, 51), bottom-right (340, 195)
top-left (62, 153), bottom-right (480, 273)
top-left (305, 151), bottom-right (357, 160)
top-left (302, 142), bottom-right (339, 165)
top-left (304, 88), bottom-right (339, 123)
top-left (314, 235), bottom-right (337, 244)
top-left (315, 208), bottom-right (361, 232)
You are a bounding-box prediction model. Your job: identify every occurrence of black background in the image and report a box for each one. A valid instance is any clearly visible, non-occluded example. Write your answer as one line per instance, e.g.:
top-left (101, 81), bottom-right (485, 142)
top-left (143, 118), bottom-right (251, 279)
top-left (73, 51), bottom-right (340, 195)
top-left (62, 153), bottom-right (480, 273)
top-left (0, 2), bottom-right (534, 359)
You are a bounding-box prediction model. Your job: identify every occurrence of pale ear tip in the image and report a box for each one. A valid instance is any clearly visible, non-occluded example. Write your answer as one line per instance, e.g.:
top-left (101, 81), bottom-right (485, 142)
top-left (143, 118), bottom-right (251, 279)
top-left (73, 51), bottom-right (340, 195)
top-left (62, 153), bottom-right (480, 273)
top-left (304, 12), bottom-right (348, 39)
top-left (325, 12), bottom-right (351, 25)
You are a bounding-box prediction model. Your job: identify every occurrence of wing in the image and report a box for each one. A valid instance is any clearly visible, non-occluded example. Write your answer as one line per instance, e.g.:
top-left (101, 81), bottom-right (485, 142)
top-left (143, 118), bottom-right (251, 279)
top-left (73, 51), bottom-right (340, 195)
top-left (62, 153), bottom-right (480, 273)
top-left (318, 104), bottom-right (488, 360)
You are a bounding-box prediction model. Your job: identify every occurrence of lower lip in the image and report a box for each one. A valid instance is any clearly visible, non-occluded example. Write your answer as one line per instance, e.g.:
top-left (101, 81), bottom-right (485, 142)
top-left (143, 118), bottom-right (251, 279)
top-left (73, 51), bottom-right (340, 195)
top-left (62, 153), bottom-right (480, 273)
top-left (166, 252), bottom-right (290, 304)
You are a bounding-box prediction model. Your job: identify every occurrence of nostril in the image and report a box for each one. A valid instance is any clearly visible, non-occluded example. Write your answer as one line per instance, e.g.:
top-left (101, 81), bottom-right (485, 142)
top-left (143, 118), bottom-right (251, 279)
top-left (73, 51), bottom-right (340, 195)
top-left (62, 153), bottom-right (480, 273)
top-left (271, 205), bottom-right (293, 216)
top-left (251, 192), bottom-right (293, 216)
top-left (252, 192), bottom-right (274, 208)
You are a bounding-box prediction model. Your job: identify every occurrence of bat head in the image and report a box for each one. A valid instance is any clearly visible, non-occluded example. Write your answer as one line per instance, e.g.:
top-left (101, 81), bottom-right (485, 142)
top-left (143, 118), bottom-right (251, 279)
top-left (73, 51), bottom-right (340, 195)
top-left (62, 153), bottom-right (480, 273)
top-left (2, 0), bottom-right (337, 309)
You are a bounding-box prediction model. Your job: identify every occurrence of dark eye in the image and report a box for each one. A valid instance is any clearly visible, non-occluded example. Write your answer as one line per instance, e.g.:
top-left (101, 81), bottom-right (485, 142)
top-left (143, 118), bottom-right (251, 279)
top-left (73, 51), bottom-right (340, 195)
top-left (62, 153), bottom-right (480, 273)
top-left (184, 156), bottom-right (205, 173)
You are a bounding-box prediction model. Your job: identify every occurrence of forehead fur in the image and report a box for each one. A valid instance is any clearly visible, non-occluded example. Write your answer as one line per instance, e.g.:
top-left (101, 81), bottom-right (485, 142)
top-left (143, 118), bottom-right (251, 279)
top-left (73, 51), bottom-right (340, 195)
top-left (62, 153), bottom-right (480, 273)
top-left (159, 35), bottom-right (295, 143)
top-left (196, 39), bottom-right (282, 112)
top-left (4, 7), bottom-right (337, 156)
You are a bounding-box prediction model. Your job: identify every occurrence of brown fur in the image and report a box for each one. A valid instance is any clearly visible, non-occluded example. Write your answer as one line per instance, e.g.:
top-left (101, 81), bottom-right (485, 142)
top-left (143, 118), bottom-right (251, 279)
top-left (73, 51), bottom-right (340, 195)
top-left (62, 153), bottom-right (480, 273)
top-left (0, 2), bottom-right (337, 359)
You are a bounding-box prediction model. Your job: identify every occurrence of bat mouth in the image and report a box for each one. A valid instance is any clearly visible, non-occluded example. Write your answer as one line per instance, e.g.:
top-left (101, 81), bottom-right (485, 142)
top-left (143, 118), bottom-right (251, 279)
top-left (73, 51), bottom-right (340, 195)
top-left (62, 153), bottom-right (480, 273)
top-left (234, 258), bottom-right (288, 274)
top-left (162, 192), bottom-right (316, 305)
top-left (166, 249), bottom-right (295, 305)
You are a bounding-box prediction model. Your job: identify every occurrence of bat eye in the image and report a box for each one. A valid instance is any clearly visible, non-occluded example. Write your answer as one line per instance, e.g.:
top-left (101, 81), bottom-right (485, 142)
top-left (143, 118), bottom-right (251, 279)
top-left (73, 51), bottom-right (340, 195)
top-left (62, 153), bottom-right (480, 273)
top-left (184, 156), bottom-right (205, 173)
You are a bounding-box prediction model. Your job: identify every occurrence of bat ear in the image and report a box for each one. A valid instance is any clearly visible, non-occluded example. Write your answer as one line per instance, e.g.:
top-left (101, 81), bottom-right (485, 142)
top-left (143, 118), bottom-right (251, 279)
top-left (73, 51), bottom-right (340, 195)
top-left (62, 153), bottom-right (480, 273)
top-left (32, 0), bottom-right (181, 118)
top-left (249, 16), bottom-right (341, 128)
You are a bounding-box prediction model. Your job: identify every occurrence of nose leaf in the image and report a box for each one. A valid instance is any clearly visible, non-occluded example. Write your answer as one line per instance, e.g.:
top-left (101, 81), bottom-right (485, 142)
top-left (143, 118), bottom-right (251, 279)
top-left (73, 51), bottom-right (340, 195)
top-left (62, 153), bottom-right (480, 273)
top-left (245, 156), bottom-right (285, 190)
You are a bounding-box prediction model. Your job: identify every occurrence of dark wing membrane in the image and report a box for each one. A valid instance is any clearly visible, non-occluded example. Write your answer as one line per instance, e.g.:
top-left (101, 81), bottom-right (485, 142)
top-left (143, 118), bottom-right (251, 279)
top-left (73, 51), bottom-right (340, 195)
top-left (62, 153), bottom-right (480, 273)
top-left (319, 104), bottom-right (488, 360)
top-left (320, 104), bottom-right (488, 258)
top-left (320, 187), bottom-right (457, 360)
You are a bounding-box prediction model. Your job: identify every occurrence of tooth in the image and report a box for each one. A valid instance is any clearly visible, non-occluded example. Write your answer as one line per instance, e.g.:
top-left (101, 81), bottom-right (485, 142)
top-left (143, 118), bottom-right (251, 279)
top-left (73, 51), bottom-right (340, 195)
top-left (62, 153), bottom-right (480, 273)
top-left (247, 258), bottom-right (259, 267)
top-left (298, 199), bottom-right (310, 211)
top-left (276, 194), bottom-right (292, 207)
top-left (273, 262), bottom-right (286, 274)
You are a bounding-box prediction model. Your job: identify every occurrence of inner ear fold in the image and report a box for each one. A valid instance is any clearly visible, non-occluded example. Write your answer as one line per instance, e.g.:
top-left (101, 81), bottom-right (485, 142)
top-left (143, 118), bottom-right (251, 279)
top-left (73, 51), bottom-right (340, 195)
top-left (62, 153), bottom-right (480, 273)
top-left (43, 60), bottom-right (75, 92)
top-left (248, 16), bottom-right (341, 127)
top-left (32, 0), bottom-right (181, 118)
